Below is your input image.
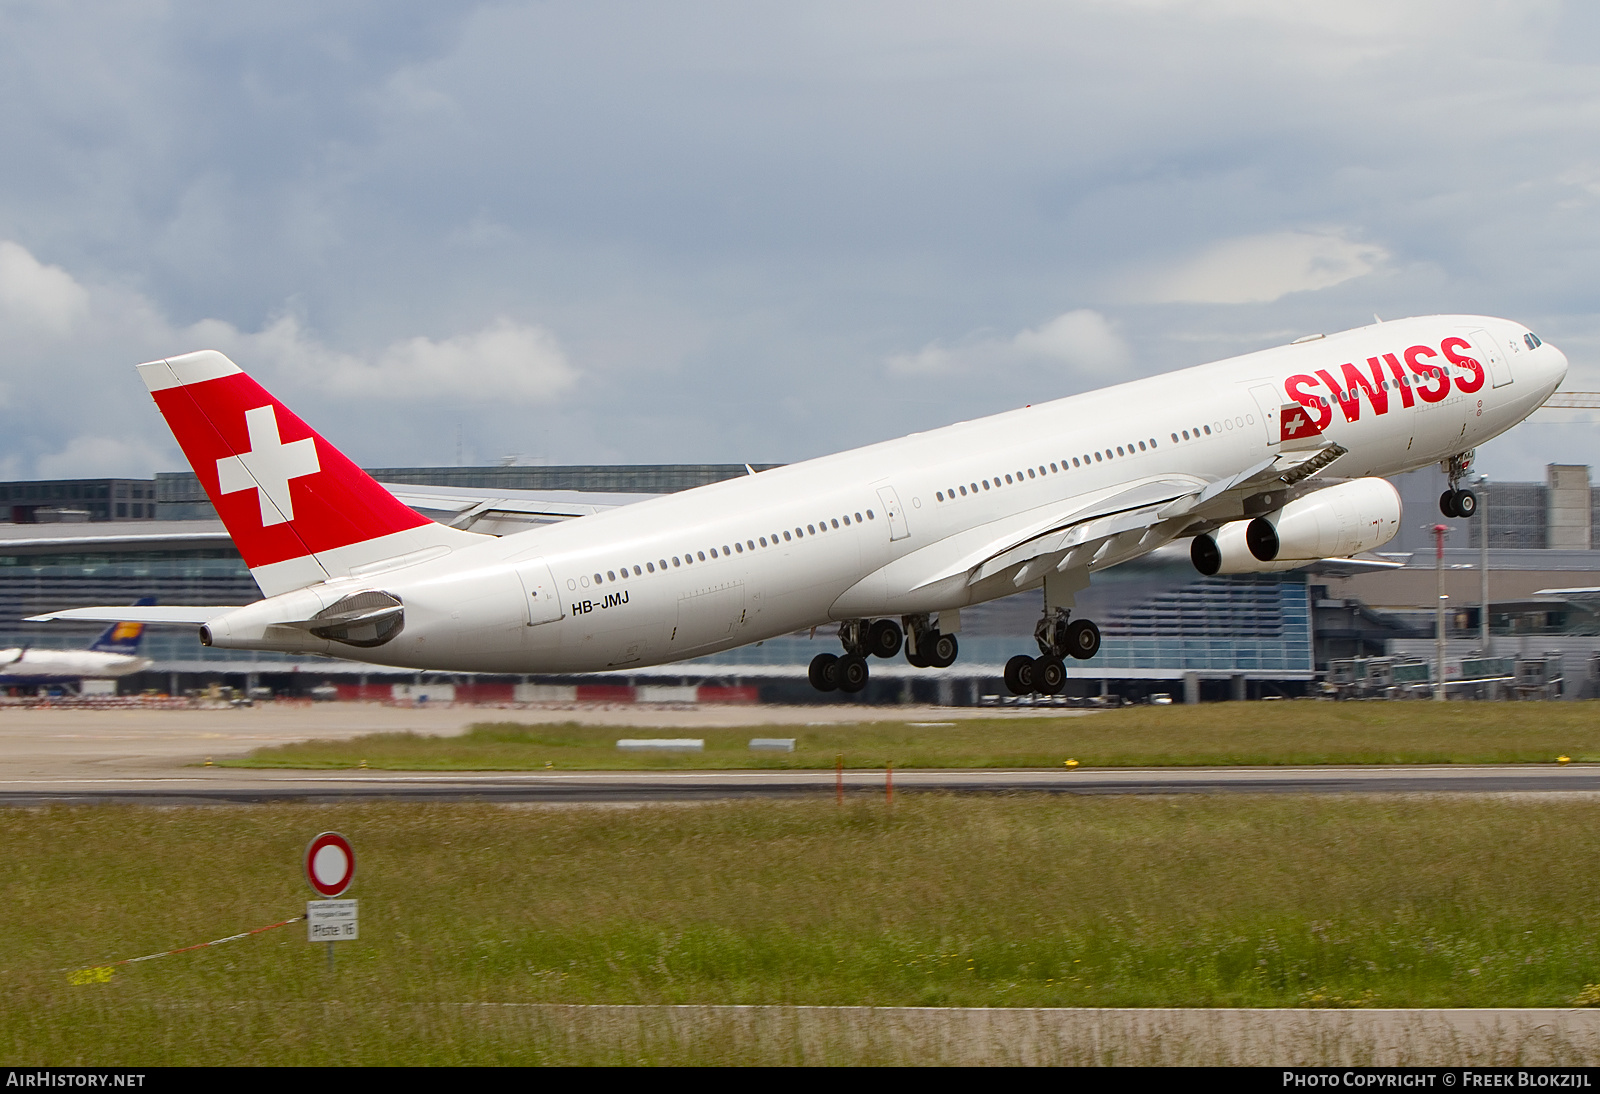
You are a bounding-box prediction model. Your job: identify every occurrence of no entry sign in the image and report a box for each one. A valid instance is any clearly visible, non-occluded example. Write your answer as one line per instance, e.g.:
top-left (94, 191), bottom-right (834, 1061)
top-left (304, 831), bottom-right (356, 897)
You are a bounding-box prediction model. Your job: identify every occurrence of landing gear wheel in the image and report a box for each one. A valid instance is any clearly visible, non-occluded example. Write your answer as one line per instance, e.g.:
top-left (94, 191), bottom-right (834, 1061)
top-left (1455, 489), bottom-right (1476, 517)
top-left (808, 653), bottom-right (840, 692)
top-left (867, 619), bottom-right (903, 659)
top-left (1004, 654), bottom-right (1036, 695)
top-left (1440, 490), bottom-right (1460, 519)
top-left (1035, 655), bottom-right (1066, 695)
top-left (837, 654), bottom-right (870, 694)
top-left (927, 632), bottom-right (958, 669)
top-left (905, 645), bottom-right (929, 668)
top-left (1065, 619), bottom-right (1101, 660)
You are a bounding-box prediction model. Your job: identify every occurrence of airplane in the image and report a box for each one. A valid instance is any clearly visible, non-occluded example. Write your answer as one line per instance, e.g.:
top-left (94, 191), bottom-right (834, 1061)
top-left (3, 598), bottom-right (156, 685)
top-left (30, 315), bottom-right (1566, 697)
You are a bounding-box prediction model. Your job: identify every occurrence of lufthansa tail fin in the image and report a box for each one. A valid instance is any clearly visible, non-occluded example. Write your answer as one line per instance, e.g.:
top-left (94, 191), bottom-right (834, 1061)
top-left (87, 597), bottom-right (156, 654)
top-left (137, 351), bottom-right (482, 597)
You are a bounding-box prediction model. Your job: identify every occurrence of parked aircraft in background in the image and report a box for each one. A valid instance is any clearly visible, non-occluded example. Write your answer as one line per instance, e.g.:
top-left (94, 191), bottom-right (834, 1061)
top-left (33, 317), bottom-right (1565, 695)
top-left (3, 598), bottom-right (155, 684)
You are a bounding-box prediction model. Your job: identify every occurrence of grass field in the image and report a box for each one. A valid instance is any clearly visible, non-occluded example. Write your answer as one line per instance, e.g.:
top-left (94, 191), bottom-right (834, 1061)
top-left (224, 701), bottom-right (1600, 771)
top-left (6, 793), bottom-right (1600, 1064)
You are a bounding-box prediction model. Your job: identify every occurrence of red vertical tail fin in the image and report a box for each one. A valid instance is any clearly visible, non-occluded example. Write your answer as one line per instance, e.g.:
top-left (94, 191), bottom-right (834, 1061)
top-left (139, 350), bottom-right (481, 596)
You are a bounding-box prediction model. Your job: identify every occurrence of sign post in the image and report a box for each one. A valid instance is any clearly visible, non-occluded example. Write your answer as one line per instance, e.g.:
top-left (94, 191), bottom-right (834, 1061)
top-left (304, 831), bottom-right (357, 970)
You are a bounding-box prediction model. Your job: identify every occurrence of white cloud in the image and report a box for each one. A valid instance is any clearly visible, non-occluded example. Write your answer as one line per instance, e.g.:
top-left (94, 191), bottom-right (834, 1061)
top-left (0, 239), bottom-right (583, 479)
top-left (370, 319), bottom-right (578, 402)
top-left (1128, 231), bottom-right (1388, 305)
top-left (889, 309), bottom-right (1131, 377)
top-left (34, 434), bottom-right (169, 480)
top-left (192, 314), bottom-right (579, 405)
top-left (1013, 310), bottom-right (1131, 371)
top-left (0, 241), bottom-right (89, 334)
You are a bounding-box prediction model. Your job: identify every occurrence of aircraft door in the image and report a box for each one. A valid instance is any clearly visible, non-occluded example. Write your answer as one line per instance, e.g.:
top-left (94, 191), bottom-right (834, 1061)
top-left (672, 582), bottom-right (746, 651)
top-left (876, 486), bottom-right (910, 541)
top-left (512, 556), bottom-right (565, 626)
top-left (1469, 329), bottom-right (1513, 388)
top-left (1247, 384), bottom-right (1282, 447)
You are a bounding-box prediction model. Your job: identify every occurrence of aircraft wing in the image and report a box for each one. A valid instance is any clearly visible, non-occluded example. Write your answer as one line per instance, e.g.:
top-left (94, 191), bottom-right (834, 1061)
top-left (905, 442), bottom-right (1352, 597)
top-left (1303, 556), bottom-right (1406, 575)
top-left (381, 483), bottom-right (662, 536)
top-left (1533, 587), bottom-right (1600, 612)
top-left (25, 606), bottom-right (230, 625)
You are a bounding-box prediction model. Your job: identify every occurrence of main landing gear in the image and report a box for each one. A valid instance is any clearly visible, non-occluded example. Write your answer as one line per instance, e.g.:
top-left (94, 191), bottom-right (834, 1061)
top-left (1003, 608), bottom-right (1101, 696)
top-left (1439, 451), bottom-right (1477, 519)
top-left (808, 616), bottom-right (959, 694)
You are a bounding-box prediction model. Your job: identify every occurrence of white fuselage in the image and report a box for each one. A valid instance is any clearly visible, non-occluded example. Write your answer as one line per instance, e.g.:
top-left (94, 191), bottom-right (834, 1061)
top-left (206, 315), bottom-right (1566, 674)
top-left (0, 649), bottom-right (152, 681)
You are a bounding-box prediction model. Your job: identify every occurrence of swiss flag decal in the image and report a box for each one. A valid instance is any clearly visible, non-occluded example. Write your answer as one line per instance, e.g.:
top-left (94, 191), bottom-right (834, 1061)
top-left (1279, 403), bottom-right (1322, 443)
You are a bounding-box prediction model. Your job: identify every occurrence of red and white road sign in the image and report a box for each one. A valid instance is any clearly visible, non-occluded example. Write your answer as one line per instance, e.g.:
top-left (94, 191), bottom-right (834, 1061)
top-left (305, 831), bottom-right (356, 898)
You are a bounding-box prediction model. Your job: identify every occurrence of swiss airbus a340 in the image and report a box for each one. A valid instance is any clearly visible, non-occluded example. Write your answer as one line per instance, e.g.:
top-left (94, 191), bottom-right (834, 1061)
top-left (33, 316), bottom-right (1565, 696)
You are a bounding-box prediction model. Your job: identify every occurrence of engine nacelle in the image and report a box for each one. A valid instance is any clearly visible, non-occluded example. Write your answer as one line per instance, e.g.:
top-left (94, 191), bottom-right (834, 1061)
top-left (1191, 520), bottom-right (1305, 575)
top-left (1191, 477), bottom-right (1402, 575)
top-left (1247, 477), bottom-right (1402, 561)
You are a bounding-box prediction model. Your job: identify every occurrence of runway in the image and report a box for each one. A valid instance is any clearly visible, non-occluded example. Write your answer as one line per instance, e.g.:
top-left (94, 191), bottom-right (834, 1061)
top-left (3, 702), bottom-right (1596, 805)
top-left (4, 762), bottom-right (1600, 805)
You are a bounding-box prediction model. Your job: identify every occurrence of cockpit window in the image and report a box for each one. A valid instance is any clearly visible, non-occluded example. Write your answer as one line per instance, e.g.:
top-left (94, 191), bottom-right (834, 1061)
top-left (1525, 333), bottom-right (1543, 350)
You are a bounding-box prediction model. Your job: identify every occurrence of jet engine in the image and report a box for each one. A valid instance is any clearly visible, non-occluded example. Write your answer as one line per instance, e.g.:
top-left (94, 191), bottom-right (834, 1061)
top-left (1191, 477), bottom-right (1402, 576)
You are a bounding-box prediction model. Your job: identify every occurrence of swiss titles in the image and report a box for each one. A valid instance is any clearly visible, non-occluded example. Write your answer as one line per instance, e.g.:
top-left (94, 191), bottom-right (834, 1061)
top-left (1284, 338), bottom-right (1485, 428)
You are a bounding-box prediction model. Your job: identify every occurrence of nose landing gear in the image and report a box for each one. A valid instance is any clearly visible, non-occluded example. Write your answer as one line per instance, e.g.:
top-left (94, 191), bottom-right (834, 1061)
top-left (1439, 488), bottom-right (1477, 518)
top-left (1440, 451), bottom-right (1478, 518)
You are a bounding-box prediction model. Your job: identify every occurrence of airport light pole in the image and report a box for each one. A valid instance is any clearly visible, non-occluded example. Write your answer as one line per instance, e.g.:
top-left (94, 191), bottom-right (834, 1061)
top-left (1434, 523), bottom-right (1449, 701)
top-left (1479, 474), bottom-right (1491, 656)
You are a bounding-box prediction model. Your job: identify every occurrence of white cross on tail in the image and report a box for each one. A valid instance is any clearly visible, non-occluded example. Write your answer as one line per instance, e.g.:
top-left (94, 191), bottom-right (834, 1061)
top-left (215, 405), bottom-right (320, 526)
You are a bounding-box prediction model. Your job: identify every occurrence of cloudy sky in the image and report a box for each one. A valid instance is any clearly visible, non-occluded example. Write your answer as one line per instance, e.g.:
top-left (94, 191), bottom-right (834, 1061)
top-left (0, 1), bottom-right (1597, 483)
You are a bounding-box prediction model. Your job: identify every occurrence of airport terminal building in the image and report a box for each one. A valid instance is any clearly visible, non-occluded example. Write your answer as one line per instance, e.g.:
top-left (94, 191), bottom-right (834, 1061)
top-left (4, 462), bottom-right (1599, 703)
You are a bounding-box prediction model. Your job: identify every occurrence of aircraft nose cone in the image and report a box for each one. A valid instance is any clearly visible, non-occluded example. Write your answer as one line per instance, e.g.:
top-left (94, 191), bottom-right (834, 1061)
top-left (1549, 342), bottom-right (1570, 388)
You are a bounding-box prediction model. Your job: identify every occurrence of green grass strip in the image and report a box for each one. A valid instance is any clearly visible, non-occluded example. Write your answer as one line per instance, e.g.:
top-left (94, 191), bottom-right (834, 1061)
top-left (5, 794), bottom-right (1600, 1062)
top-left (223, 700), bottom-right (1600, 770)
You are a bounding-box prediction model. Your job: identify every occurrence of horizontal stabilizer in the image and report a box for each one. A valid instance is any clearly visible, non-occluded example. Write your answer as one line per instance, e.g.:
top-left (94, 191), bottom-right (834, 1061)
top-left (26, 606), bottom-right (236, 625)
